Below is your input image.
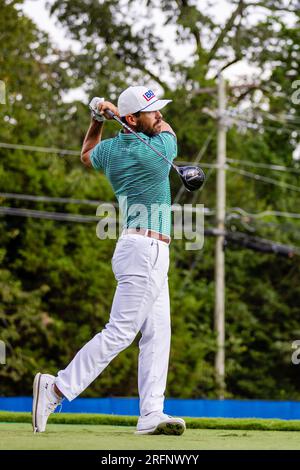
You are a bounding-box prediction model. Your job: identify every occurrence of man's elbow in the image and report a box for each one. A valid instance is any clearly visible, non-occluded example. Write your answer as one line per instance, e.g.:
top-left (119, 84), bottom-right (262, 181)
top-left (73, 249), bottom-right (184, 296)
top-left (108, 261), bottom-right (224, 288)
top-left (80, 151), bottom-right (92, 168)
top-left (160, 121), bottom-right (176, 137)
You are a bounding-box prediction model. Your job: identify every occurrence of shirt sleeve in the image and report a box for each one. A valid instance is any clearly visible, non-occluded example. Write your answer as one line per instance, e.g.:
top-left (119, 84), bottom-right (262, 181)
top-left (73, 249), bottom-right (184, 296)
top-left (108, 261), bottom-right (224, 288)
top-left (138, 131), bottom-right (177, 178)
top-left (90, 141), bottom-right (108, 171)
top-left (154, 132), bottom-right (177, 162)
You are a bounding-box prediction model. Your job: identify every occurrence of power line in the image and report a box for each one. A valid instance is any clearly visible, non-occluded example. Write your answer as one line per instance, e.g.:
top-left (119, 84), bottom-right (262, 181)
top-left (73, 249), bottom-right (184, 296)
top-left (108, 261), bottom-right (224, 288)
top-left (228, 108), bottom-right (300, 126)
top-left (1, 206), bottom-right (298, 257)
top-left (227, 166), bottom-right (300, 193)
top-left (225, 231), bottom-right (299, 257)
top-left (3, 138), bottom-right (298, 201)
top-left (0, 205), bottom-right (212, 224)
top-left (227, 207), bottom-right (300, 220)
top-left (4, 191), bottom-right (300, 224)
top-left (226, 212), bottom-right (300, 236)
top-left (225, 108), bottom-right (299, 133)
top-left (263, 111), bottom-right (300, 125)
top-left (7, 137), bottom-right (297, 176)
top-left (0, 206), bottom-right (100, 223)
top-left (226, 207), bottom-right (300, 238)
top-left (232, 117), bottom-right (297, 135)
top-left (0, 140), bottom-right (219, 169)
top-left (0, 193), bottom-right (214, 217)
top-left (229, 218), bottom-right (300, 237)
top-left (227, 158), bottom-right (300, 174)
top-left (0, 192), bottom-right (109, 207)
top-left (177, 162), bottom-right (219, 168)
top-left (224, 113), bottom-right (299, 135)
top-left (204, 104), bottom-right (300, 133)
top-left (0, 142), bottom-right (80, 156)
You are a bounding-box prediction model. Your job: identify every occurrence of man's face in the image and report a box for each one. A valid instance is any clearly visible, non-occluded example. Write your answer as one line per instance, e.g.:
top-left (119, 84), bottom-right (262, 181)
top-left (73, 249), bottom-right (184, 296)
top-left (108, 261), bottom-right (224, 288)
top-left (134, 110), bottom-right (162, 136)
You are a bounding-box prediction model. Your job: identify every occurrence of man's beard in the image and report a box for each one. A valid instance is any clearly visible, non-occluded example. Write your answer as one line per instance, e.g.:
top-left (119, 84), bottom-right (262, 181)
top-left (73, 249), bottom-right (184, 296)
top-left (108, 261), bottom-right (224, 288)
top-left (135, 120), bottom-right (160, 137)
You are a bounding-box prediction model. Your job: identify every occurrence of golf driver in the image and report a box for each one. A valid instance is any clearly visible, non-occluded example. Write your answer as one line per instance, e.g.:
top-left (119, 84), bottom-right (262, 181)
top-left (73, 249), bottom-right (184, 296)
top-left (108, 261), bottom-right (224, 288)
top-left (99, 108), bottom-right (206, 192)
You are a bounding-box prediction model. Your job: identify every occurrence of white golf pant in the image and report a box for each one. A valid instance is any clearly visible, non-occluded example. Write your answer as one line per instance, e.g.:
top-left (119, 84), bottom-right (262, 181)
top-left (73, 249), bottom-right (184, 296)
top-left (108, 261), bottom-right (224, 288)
top-left (56, 232), bottom-right (171, 417)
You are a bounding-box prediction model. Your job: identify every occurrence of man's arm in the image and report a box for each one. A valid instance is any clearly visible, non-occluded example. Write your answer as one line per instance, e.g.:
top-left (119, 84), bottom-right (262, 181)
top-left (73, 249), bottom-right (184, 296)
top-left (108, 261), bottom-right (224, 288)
top-left (160, 120), bottom-right (176, 137)
top-left (81, 120), bottom-right (104, 167)
top-left (81, 101), bottom-right (119, 167)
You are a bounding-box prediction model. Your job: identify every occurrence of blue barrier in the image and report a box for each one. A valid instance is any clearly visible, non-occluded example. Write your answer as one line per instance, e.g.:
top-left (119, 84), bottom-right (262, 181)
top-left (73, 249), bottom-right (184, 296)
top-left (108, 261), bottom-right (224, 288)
top-left (1, 397), bottom-right (300, 420)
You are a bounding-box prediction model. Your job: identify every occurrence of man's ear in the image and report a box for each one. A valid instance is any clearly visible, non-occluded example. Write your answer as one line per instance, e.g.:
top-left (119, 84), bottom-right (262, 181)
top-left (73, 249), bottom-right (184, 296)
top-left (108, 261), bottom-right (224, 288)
top-left (125, 114), bottom-right (138, 127)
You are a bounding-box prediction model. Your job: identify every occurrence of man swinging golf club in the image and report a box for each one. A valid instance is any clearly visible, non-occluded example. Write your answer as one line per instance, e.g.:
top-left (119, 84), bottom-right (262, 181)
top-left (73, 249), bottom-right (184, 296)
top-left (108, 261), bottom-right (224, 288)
top-left (32, 85), bottom-right (203, 436)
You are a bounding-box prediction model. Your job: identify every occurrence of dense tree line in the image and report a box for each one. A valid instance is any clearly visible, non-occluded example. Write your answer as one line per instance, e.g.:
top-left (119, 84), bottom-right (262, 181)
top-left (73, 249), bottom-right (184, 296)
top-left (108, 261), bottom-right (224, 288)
top-left (0, 0), bottom-right (300, 399)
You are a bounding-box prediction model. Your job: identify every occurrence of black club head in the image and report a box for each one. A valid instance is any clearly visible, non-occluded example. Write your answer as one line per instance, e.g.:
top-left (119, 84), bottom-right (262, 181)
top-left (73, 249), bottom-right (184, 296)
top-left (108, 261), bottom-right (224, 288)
top-left (177, 165), bottom-right (206, 192)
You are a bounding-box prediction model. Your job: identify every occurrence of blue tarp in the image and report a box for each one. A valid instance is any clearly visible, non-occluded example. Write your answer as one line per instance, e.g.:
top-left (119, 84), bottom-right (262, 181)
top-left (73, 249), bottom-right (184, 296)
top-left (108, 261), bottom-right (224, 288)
top-left (1, 397), bottom-right (300, 419)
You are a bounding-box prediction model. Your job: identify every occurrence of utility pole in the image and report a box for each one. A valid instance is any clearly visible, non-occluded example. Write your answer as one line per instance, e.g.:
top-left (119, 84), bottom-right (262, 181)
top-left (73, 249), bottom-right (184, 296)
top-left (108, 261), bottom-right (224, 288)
top-left (197, 76), bottom-right (259, 397)
top-left (214, 74), bottom-right (226, 398)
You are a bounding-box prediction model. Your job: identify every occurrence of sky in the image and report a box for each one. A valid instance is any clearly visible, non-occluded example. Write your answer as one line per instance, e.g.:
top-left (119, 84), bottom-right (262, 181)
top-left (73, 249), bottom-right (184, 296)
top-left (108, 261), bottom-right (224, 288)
top-left (12, 0), bottom-right (300, 159)
top-left (20, 0), bottom-right (300, 163)
top-left (21, 0), bottom-right (262, 101)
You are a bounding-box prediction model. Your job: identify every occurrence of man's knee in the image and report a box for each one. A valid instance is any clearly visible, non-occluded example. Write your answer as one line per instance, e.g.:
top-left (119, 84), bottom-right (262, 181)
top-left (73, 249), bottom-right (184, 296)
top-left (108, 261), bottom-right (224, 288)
top-left (100, 320), bottom-right (138, 349)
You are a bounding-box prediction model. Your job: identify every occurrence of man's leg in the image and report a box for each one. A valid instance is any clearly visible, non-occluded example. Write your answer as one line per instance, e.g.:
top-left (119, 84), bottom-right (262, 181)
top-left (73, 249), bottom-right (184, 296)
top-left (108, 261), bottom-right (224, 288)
top-left (136, 272), bottom-right (186, 435)
top-left (55, 235), bottom-right (168, 401)
top-left (32, 235), bottom-right (171, 433)
top-left (138, 276), bottom-right (171, 417)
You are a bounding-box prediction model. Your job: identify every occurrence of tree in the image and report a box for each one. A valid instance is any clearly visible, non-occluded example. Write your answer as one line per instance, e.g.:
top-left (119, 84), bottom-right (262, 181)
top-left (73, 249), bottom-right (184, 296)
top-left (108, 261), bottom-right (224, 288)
top-left (0, 0), bottom-right (118, 395)
top-left (1, 0), bottom-right (300, 399)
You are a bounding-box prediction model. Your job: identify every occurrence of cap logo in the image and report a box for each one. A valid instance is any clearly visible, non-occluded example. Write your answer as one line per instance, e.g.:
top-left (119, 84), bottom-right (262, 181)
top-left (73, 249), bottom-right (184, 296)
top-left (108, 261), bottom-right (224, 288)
top-left (143, 90), bottom-right (155, 101)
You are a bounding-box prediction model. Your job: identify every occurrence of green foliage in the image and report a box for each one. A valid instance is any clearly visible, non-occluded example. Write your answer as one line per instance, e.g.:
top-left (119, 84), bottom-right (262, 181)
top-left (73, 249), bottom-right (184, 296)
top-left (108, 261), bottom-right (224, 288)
top-left (0, 0), bottom-right (300, 402)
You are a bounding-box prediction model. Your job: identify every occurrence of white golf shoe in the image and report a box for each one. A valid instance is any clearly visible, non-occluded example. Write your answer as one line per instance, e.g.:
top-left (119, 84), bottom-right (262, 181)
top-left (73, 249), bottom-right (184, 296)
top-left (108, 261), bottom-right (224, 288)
top-left (32, 373), bottom-right (62, 433)
top-left (135, 413), bottom-right (186, 435)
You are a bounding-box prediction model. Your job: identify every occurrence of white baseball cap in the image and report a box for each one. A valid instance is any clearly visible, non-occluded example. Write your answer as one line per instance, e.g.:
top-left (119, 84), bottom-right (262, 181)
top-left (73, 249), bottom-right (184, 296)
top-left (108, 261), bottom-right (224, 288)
top-left (118, 86), bottom-right (172, 117)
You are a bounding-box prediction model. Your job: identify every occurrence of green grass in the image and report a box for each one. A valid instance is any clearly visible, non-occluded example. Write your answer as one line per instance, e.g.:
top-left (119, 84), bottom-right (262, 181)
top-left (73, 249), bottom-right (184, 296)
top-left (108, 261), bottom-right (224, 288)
top-left (2, 423), bottom-right (300, 450)
top-left (2, 412), bottom-right (300, 450)
top-left (2, 411), bottom-right (300, 431)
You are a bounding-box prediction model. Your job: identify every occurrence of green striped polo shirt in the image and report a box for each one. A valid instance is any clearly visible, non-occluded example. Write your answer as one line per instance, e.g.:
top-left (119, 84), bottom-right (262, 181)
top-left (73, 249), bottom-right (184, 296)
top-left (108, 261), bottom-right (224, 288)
top-left (90, 130), bottom-right (177, 236)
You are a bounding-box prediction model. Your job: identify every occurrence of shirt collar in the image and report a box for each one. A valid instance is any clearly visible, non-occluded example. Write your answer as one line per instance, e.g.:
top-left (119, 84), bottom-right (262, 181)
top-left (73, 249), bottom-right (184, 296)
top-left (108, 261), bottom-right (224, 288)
top-left (118, 130), bottom-right (149, 140)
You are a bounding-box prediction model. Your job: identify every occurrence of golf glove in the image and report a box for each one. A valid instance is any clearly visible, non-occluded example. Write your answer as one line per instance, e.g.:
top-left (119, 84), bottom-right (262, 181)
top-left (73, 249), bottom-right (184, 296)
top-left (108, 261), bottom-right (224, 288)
top-left (89, 97), bottom-right (105, 122)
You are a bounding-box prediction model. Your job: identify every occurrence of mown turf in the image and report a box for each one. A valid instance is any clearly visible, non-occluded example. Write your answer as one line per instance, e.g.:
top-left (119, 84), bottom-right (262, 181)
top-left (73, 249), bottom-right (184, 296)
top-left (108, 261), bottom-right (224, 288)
top-left (1, 423), bottom-right (300, 450)
top-left (2, 411), bottom-right (300, 431)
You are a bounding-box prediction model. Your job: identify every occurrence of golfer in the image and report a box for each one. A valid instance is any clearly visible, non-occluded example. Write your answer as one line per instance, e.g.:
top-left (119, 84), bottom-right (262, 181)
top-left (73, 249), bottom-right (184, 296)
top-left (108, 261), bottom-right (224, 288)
top-left (32, 85), bottom-right (186, 436)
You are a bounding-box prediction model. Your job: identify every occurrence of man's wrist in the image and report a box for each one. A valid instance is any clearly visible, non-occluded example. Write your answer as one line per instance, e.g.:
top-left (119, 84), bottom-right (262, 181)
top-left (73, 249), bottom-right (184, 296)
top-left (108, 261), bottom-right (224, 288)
top-left (90, 118), bottom-right (104, 128)
top-left (91, 110), bottom-right (105, 122)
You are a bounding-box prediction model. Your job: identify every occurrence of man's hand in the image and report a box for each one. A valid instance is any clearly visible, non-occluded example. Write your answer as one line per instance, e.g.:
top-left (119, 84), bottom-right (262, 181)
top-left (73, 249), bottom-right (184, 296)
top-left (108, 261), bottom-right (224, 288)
top-left (82, 99), bottom-right (120, 167)
top-left (89, 97), bottom-right (105, 122)
top-left (97, 101), bottom-right (120, 119)
top-left (89, 98), bottom-right (120, 122)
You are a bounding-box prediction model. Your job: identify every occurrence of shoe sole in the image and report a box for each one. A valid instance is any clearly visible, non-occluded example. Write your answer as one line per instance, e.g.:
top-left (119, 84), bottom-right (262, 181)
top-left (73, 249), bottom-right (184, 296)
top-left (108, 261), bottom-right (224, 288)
top-left (32, 372), bottom-right (41, 433)
top-left (135, 420), bottom-right (186, 436)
